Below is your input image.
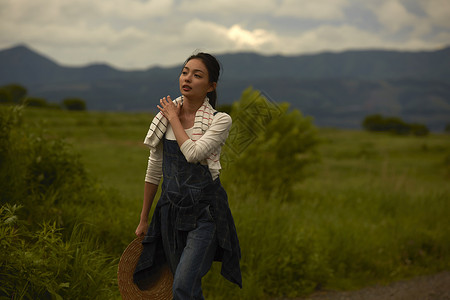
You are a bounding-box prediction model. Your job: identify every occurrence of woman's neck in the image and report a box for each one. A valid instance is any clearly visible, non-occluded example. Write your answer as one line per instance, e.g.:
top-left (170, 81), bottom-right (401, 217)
top-left (181, 96), bottom-right (204, 115)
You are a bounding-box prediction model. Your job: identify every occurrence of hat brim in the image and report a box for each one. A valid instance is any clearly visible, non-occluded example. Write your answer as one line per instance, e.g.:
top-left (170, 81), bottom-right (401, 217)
top-left (117, 236), bottom-right (173, 300)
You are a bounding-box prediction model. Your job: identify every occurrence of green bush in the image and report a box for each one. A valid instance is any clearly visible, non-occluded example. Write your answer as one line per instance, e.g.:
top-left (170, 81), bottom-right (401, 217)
top-left (0, 105), bottom-right (125, 299)
top-left (409, 123), bottom-right (429, 136)
top-left (0, 84), bottom-right (60, 109)
top-left (0, 106), bottom-right (25, 202)
top-left (221, 87), bottom-right (320, 200)
top-left (0, 204), bottom-right (117, 299)
top-left (0, 84), bottom-right (27, 104)
top-left (62, 98), bottom-right (87, 111)
top-left (0, 88), bottom-right (12, 104)
top-left (362, 114), bottom-right (430, 136)
top-left (24, 97), bottom-right (49, 108)
top-left (0, 106), bottom-right (89, 225)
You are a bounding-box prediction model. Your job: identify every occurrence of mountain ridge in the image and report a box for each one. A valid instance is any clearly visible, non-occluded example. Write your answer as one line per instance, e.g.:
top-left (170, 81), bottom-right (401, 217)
top-left (1, 44), bottom-right (449, 130)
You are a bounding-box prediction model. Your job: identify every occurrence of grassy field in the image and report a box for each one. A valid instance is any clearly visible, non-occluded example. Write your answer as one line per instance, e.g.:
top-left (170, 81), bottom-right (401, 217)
top-left (7, 105), bottom-right (450, 299)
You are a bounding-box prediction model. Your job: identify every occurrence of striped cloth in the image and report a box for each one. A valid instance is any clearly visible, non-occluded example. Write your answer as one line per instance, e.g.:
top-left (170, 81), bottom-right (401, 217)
top-left (144, 96), bottom-right (221, 169)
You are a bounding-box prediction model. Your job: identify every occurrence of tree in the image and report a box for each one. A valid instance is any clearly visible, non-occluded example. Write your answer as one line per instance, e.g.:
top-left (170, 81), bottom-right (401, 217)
top-left (362, 114), bottom-right (429, 136)
top-left (221, 87), bottom-right (320, 200)
top-left (0, 88), bottom-right (11, 104)
top-left (410, 123), bottom-right (429, 136)
top-left (0, 84), bottom-right (28, 104)
top-left (62, 98), bottom-right (86, 111)
top-left (384, 116), bottom-right (410, 135)
top-left (362, 114), bottom-right (385, 132)
top-left (24, 97), bottom-right (48, 108)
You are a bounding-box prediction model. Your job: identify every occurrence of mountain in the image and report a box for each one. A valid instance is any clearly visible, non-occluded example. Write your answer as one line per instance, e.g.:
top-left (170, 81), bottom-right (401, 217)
top-left (1, 44), bottom-right (449, 130)
top-left (218, 48), bottom-right (450, 80)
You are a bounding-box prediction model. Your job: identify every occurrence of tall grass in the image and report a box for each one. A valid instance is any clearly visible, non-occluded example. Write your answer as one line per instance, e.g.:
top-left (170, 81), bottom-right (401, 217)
top-left (0, 106), bottom-right (126, 298)
top-left (292, 129), bottom-right (450, 289)
top-left (0, 204), bottom-right (117, 299)
top-left (4, 98), bottom-right (450, 299)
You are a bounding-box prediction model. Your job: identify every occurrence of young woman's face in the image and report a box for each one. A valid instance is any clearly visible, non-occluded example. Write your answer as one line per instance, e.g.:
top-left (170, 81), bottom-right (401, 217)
top-left (179, 58), bottom-right (215, 101)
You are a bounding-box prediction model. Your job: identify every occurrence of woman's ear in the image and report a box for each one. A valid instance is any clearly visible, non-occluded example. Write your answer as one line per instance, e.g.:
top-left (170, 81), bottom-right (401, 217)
top-left (208, 82), bottom-right (217, 93)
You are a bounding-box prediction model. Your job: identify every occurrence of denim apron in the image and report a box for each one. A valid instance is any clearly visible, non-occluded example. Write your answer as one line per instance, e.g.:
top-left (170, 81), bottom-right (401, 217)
top-left (134, 136), bottom-right (242, 290)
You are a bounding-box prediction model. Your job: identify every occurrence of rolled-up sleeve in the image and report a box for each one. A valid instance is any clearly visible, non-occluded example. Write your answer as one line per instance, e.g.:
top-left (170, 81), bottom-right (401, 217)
top-left (180, 113), bottom-right (232, 163)
top-left (144, 141), bottom-right (163, 184)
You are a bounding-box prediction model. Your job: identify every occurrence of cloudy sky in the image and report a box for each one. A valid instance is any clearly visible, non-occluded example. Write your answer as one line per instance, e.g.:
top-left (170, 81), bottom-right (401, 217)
top-left (0, 0), bottom-right (449, 70)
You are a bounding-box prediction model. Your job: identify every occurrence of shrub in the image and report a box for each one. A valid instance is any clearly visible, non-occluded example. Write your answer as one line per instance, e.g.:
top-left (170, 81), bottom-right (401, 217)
top-left (362, 114), bottom-right (384, 131)
top-left (362, 114), bottom-right (429, 136)
top-left (0, 204), bottom-right (117, 300)
top-left (0, 105), bottom-right (89, 224)
top-left (0, 84), bottom-right (27, 104)
top-left (62, 98), bottom-right (87, 111)
top-left (221, 87), bottom-right (320, 200)
top-left (0, 99), bottom-right (123, 299)
top-left (0, 106), bottom-right (24, 202)
top-left (409, 123), bottom-right (429, 136)
top-left (24, 97), bottom-right (49, 108)
top-left (0, 87), bottom-right (12, 104)
top-left (0, 84), bottom-right (60, 109)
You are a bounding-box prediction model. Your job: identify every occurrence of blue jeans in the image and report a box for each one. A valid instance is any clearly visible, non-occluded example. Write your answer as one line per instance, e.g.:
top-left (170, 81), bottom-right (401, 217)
top-left (171, 206), bottom-right (217, 300)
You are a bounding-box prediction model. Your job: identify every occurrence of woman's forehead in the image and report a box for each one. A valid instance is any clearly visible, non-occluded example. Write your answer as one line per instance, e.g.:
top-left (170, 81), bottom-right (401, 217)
top-left (184, 58), bottom-right (208, 73)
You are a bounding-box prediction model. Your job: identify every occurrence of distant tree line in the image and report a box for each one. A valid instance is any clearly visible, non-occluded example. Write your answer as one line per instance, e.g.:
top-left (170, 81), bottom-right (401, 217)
top-left (0, 83), bottom-right (86, 111)
top-left (362, 114), bottom-right (430, 136)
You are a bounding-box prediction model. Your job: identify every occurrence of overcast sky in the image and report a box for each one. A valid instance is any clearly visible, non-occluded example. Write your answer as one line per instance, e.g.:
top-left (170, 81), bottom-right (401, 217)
top-left (1, 0), bottom-right (449, 70)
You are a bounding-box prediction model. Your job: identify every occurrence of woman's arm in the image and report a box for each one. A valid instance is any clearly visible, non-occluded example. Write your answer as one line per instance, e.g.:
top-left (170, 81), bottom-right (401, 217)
top-left (135, 182), bottom-right (159, 236)
top-left (180, 113), bottom-right (231, 163)
top-left (136, 143), bottom-right (162, 236)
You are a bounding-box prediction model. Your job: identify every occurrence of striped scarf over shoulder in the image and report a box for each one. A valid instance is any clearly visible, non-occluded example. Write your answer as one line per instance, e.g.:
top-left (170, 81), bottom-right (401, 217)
top-left (143, 96), bottom-right (221, 170)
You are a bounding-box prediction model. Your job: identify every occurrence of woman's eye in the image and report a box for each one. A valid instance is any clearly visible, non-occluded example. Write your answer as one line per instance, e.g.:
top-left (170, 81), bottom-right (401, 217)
top-left (194, 74), bottom-right (201, 78)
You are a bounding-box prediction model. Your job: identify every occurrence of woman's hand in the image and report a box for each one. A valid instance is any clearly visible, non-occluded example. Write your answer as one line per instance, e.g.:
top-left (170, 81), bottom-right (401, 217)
top-left (157, 95), bottom-right (181, 123)
top-left (135, 221), bottom-right (148, 237)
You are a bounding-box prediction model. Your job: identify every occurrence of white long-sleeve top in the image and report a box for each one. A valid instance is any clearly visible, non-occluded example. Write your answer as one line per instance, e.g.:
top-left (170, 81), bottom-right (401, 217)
top-left (145, 112), bottom-right (232, 184)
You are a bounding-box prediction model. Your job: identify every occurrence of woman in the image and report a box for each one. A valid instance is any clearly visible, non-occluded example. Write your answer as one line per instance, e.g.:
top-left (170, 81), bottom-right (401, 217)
top-left (133, 53), bottom-right (242, 299)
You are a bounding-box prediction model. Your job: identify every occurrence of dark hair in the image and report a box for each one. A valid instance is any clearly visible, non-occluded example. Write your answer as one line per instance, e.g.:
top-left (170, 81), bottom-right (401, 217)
top-left (183, 52), bottom-right (221, 108)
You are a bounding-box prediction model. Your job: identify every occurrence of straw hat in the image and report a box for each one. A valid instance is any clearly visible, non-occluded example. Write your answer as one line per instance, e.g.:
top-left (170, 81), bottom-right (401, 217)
top-left (117, 236), bottom-right (173, 300)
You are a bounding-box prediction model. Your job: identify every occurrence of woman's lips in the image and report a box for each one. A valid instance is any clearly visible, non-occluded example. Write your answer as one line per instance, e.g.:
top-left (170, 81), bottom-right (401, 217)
top-left (182, 85), bottom-right (191, 91)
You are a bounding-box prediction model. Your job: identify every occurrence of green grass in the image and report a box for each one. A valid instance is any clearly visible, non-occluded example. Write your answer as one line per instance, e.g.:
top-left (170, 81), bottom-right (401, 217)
top-left (24, 109), bottom-right (151, 200)
top-left (1, 204), bottom-right (118, 300)
top-left (295, 128), bottom-right (450, 287)
top-left (15, 107), bottom-right (450, 299)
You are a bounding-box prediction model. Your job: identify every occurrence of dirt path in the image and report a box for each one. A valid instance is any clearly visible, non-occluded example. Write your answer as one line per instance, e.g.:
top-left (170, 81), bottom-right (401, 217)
top-left (289, 271), bottom-right (450, 300)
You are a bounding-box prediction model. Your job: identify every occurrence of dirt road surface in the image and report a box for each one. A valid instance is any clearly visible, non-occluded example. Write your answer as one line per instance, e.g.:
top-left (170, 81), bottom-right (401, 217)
top-left (289, 271), bottom-right (450, 300)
